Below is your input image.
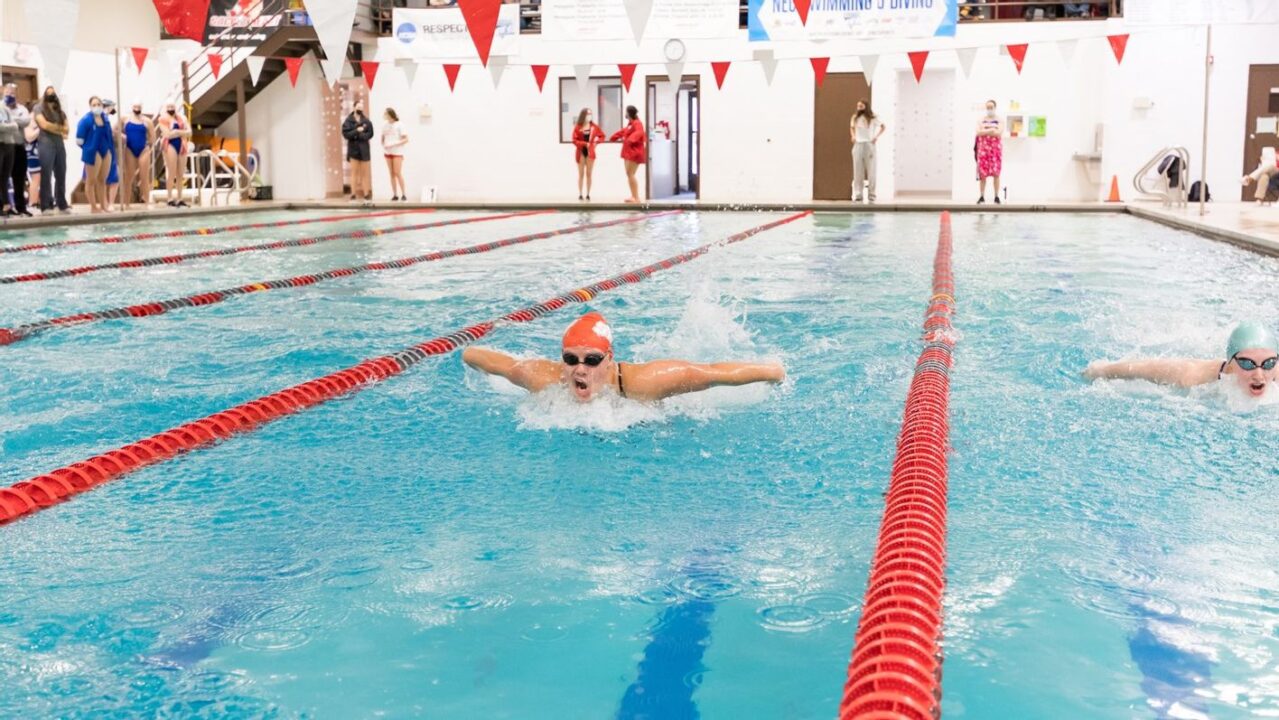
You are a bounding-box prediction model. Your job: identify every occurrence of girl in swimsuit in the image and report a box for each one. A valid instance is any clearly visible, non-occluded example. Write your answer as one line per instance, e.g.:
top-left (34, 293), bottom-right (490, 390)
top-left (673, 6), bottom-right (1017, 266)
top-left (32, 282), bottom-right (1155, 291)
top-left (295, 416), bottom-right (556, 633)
top-left (75, 96), bottom-right (114, 214)
top-left (121, 104), bottom-right (153, 210)
top-left (161, 102), bottom-right (190, 207)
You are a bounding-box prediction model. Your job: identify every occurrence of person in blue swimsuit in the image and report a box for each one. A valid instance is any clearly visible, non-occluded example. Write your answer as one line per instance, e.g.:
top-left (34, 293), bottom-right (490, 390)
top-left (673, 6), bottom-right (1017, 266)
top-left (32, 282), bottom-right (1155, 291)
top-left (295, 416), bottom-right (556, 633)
top-left (160, 101), bottom-right (191, 207)
top-left (75, 96), bottom-right (115, 214)
top-left (103, 99), bottom-right (121, 209)
top-left (121, 102), bottom-right (154, 210)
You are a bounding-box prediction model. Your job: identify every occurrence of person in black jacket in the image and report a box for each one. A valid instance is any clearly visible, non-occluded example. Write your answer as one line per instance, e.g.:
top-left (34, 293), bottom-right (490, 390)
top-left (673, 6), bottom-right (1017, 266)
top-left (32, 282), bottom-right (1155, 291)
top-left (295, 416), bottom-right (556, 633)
top-left (341, 101), bottom-right (374, 201)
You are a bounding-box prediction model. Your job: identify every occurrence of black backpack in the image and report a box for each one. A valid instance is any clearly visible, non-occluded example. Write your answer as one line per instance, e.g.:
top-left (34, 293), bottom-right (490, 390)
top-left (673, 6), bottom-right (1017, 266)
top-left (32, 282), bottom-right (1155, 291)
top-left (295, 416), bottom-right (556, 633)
top-left (1188, 180), bottom-right (1210, 202)
top-left (1156, 155), bottom-right (1181, 188)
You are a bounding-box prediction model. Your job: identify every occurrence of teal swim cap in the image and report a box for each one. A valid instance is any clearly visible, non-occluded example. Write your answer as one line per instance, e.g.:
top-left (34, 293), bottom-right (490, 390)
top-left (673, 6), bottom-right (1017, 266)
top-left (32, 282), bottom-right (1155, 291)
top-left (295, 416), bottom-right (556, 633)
top-left (1226, 321), bottom-right (1279, 358)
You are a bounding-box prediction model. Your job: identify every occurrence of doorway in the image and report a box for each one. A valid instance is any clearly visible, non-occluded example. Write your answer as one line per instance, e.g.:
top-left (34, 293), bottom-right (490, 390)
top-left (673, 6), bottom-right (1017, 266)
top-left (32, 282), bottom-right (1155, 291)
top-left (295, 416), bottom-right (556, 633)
top-left (0, 66), bottom-right (38, 105)
top-left (1242, 64), bottom-right (1279, 201)
top-left (645, 76), bottom-right (700, 201)
top-left (894, 68), bottom-right (955, 199)
top-left (813, 72), bottom-right (869, 200)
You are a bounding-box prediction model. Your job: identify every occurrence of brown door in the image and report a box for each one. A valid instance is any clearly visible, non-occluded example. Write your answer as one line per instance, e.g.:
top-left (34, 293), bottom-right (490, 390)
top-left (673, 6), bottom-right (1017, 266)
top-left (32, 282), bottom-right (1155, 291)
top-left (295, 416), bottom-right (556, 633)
top-left (813, 73), bottom-right (869, 200)
top-left (1242, 65), bottom-right (1279, 200)
top-left (0, 67), bottom-right (38, 104)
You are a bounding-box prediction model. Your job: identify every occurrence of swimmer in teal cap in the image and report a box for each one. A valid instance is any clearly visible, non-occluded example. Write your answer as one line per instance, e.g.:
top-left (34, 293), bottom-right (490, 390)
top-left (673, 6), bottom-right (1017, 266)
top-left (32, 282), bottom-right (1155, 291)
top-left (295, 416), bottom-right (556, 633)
top-left (1084, 321), bottom-right (1279, 398)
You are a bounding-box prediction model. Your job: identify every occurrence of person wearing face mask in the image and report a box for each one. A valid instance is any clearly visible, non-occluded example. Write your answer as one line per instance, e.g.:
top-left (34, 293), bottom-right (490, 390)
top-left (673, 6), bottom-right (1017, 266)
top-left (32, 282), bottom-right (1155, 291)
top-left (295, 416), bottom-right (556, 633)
top-left (33, 86), bottom-right (71, 213)
top-left (1, 83), bottom-right (32, 216)
top-left (379, 107), bottom-right (408, 201)
top-left (161, 102), bottom-right (191, 207)
top-left (0, 91), bottom-right (17, 216)
top-left (609, 106), bottom-right (646, 204)
top-left (849, 99), bottom-right (885, 204)
top-left (121, 103), bottom-right (154, 210)
top-left (102, 100), bottom-right (122, 209)
top-left (571, 108), bottom-right (604, 201)
top-left (76, 96), bottom-right (115, 214)
top-left (341, 100), bottom-right (374, 202)
top-left (975, 99), bottom-right (1003, 205)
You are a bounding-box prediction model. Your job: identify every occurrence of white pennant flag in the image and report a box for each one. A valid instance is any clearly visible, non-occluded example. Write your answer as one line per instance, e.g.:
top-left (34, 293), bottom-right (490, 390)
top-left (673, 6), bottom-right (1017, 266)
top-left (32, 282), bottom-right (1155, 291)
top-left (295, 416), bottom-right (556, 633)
top-left (245, 56), bottom-right (267, 87)
top-left (622, 0), bottom-right (655, 44)
top-left (666, 61), bottom-right (684, 90)
top-left (1056, 38), bottom-right (1078, 65)
top-left (860, 54), bottom-right (879, 86)
top-left (308, 0), bottom-right (360, 86)
top-left (955, 47), bottom-right (977, 78)
top-left (24, 0), bottom-right (79, 92)
top-left (488, 55), bottom-right (508, 87)
top-left (397, 59), bottom-right (419, 90)
top-left (753, 49), bottom-right (778, 86)
top-left (573, 64), bottom-right (592, 96)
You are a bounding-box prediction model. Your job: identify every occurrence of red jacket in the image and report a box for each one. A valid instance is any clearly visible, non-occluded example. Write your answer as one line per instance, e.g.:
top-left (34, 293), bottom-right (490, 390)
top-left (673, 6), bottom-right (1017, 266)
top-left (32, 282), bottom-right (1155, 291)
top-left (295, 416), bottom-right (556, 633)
top-left (610, 119), bottom-right (647, 164)
top-left (572, 122), bottom-right (605, 162)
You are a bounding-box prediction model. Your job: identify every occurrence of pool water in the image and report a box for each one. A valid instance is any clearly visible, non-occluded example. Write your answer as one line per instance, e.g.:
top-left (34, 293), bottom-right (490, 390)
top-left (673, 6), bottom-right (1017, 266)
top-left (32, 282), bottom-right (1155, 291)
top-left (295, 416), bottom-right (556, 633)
top-left (1, 210), bottom-right (1276, 718)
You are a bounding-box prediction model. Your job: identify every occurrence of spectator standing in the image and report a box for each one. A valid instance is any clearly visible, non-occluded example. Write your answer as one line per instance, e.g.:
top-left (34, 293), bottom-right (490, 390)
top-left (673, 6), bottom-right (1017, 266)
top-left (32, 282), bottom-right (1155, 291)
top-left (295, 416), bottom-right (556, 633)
top-left (342, 101), bottom-right (374, 201)
top-left (976, 99), bottom-right (1003, 204)
top-left (33, 85), bottom-right (71, 213)
top-left (75, 96), bottom-right (114, 214)
top-left (2, 83), bottom-right (31, 216)
top-left (571, 107), bottom-right (604, 201)
top-left (609, 105), bottom-right (646, 204)
top-left (380, 107), bottom-right (408, 201)
top-left (849, 99), bottom-right (885, 203)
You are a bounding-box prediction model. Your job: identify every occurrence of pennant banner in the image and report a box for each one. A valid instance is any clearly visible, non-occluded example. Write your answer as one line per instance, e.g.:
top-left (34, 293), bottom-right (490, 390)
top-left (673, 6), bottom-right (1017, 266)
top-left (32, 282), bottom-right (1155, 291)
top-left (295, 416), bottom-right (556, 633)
top-left (131, 48), bottom-right (150, 74)
top-left (457, 0), bottom-right (502, 66)
top-left (665, 61), bottom-right (684, 89)
top-left (754, 48), bottom-right (777, 86)
top-left (151, 0), bottom-right (212, 42)
top-left (284, 56), bottom-right (304, 87)
top-left (1006, 43), bottom-right (1028, 74)
top-left (360, 60), bottom-right (380, 90)
top-left (24, 0), bottom-right (80, 91)
top-left (860, 54), bottom-right (879, 86)
top-left (622, 0), bottom-right (655, 43)
top-left (208, 52), bottom-right (224, 80)
top-left (573, 63), bottom-right (593, 96)
top-left (794, 0), bottom-right (812, 24)
top-left (619, 63), bottom-right (637, 91)
top-left (443, 63), bottom-right (461, 91)
top-left (531, 64), bottom-right (549, 92)
top-left (907, 50), bottom-right (929, 83)
top-left (1056, 37), bottom-right (1078, 64)
top-left (397, 59), bottom-right (419, 89)
top-left (488, 54), bottom-right (508, 87)
top-left (245, 56), bottom-right (266, 86)
top-left (810, 57), bottom-right (829, 88)
top-left (955, 47), bottom-right (977, 78)
top-left (308, 0), bottom-right (360, 86)
top-left (1107, 34), bottom-right (1129, 64)
top-left (711, 61), bottom-right (731, 90)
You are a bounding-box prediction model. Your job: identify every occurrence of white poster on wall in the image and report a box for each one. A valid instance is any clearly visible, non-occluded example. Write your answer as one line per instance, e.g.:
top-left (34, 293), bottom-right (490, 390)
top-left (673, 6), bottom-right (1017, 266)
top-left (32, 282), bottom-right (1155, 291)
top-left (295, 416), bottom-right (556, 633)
top-left (748, 0), bottom-right (957, 42)
top-left (392, 5), bottom-right (520, 60)
top-left (542, 0), bottom-right (738, 41)
top-left (1125, 0), bottom-right (1279, 25)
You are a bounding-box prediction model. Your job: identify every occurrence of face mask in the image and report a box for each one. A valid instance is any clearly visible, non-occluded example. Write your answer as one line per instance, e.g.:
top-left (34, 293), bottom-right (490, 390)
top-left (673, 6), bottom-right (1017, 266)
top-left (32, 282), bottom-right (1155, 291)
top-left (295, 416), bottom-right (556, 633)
top-left (91, 106), bottom-right (103, 115)
top-left (3, 96), bottom-right (14, 107)
top-left (986, 108), bottom-right (996, 117)
top-left (132, 108), bottom-right (142, 115)
top-left (167, 109), bottom-right (176, 116)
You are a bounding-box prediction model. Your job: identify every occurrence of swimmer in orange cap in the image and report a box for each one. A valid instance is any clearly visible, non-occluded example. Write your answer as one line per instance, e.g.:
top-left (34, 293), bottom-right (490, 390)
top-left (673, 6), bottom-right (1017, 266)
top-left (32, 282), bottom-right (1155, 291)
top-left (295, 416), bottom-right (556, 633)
top-left (462, 311), bottom-right (786, 402)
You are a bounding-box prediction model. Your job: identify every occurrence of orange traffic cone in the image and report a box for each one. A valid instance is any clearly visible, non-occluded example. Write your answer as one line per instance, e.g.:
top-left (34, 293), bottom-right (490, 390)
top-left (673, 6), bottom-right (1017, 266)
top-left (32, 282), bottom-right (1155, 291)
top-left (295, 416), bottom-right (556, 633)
top-left (1107, 175), bottom-right (1121, 203)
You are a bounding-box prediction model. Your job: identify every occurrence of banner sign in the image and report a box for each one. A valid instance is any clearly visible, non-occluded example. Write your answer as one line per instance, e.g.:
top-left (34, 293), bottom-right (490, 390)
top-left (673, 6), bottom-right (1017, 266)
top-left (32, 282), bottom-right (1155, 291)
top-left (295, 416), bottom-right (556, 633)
top-left (542, 0), bottom-right (738, 41)
top-left (204, 0), bottom-right (286, 45)
top-left (393, 5), bottom-right (520, 59)
top-left (1124, 0), bottom-right (1279, 25)
top-left (748, 0), bottom-right (957, 42)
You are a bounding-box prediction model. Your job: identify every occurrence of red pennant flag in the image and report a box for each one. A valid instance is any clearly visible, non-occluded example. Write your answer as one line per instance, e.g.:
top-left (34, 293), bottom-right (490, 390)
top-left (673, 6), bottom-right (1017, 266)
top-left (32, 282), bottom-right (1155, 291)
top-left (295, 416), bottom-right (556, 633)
top-left (151, 0), bottom-right (212, 42)
top-left (284, 56), bottom-right (303, 87)
top-left (360, 61), bottom-right (380, 90)
top-left (794, 0), bottom-right (812, 25)
top-left (1006, 43), bottom-right (1028, 74)
top-left (131, 48), bottom-right (149, 73)
top-left (531, 64), bottom-right (549, 92)
top-left (711, 61), bottom-right (731, 90)
top-left (443, 64), bottom-right (461, 91)
top-left (208, 52), bottom-right (224, 79)
top-left (618, 63), bottom-right (637, 91)
top-left (1107, 34), bottom-right (1129, 64)
top-left (907, 51), bottom-right (929, 83)
top-left (810, 57), bottom-right (829, 88)
top-left (457, 0), bottom-right (502, 66)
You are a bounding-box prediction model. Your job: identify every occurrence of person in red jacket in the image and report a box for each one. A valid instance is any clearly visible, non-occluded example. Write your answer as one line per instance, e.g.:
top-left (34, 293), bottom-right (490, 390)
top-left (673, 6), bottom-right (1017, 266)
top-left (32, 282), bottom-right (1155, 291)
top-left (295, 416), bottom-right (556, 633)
top-left (609, 105), bottom-right (646, 203)
top-left (572, 108), bottom-right (604, 201)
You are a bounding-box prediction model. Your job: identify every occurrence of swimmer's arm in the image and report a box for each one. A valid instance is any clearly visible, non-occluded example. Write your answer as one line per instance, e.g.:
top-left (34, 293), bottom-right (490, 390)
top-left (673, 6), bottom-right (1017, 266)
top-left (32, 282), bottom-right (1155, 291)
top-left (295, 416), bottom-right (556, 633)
top-left (461, 347), bottom-right (559, 392)
top-left (627, 360), bottom-right (786, 401)
top-left (1083, 358), bottom-right (1219, 387)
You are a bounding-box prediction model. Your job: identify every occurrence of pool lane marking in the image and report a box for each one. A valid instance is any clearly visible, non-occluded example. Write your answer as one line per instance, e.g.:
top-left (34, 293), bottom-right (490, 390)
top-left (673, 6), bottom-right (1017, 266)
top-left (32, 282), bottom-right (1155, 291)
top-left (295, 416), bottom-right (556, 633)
top-left (0, 211), bottom-right (684, 347)
top-left (0, 211), bottom-right (810, 526)
top-left (839, 211), bottom-right (955, 720)
top-left (0, 210), bottom-right (550, 285)
top-left (0, 209), bottom-right (431, 255)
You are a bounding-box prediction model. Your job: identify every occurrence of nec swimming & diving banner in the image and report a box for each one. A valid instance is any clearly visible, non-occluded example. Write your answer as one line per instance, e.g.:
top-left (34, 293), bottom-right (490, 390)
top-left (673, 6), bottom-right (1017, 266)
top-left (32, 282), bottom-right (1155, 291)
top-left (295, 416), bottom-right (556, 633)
top-left (748, 0), bottom-right (958, 42)
top-left (393, 5), bottom-right (520, 60)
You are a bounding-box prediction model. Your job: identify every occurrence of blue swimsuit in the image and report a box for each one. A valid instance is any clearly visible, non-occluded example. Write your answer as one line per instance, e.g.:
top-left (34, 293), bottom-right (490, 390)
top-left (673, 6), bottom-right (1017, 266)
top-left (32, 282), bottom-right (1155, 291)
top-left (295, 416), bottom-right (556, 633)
top-left (76, 112), bottom-right (114, 166)
top-left (124, 120), bottom-right (149, 157)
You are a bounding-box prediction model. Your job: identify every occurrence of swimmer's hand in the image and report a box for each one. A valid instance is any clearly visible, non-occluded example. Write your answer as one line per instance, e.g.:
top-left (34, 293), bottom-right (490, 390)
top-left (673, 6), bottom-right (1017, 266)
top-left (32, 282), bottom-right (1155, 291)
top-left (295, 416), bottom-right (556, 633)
top-left (1083, 361), bottom-right (1105, 380)
top-left (764, 361), bottom-right (786, 383)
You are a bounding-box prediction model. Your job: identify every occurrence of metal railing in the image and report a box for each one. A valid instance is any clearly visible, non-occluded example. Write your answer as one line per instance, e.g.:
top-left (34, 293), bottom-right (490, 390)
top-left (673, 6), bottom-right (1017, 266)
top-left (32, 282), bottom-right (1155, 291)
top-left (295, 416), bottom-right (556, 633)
top-left (148, 137), bottom-right (255, 207)
top-left (1133, 146), bottom-right (1190, 208)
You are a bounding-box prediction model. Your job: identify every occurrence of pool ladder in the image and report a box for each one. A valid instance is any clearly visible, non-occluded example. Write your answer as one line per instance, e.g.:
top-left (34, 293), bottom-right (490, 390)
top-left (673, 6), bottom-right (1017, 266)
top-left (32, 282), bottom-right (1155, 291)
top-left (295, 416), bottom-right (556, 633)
top-left (1133, 146), bottom-right (1190, 208)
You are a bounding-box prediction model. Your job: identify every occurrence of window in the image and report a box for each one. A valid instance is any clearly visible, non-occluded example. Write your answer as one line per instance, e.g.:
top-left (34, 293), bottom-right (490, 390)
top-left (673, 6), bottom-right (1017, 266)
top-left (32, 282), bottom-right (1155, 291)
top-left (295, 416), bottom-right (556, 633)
top-left (560, 78), bottom-right (624, 143)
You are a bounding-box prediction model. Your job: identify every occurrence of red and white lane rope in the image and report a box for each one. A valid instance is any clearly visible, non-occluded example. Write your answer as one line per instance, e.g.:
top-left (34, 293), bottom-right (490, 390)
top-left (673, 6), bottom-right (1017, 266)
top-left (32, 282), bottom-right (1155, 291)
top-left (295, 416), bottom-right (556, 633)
top-left (840, 211), bottom-right (956, 720)
top-left (0, 211), bottom-right (682, 347)
top-left (0, 211), bottom-right (811, 526)
top-left (0, 208), bottom-right (428, 255)
top-left (0, 210), bottom-right (548, 284)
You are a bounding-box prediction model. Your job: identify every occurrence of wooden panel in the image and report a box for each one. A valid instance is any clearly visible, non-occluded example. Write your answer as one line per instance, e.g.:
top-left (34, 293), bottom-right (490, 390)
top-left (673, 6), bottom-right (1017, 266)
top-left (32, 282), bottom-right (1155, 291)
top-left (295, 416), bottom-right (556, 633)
top-left (1243, 65), bottom-right (1279, 201)
top-left (813, 72), bottom-right (869, 201)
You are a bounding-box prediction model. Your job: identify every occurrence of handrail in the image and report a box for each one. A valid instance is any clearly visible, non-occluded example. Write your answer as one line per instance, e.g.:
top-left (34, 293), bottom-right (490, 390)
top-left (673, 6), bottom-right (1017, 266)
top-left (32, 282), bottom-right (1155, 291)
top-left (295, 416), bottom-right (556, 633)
top-left (1133, 146), bottom-right (1190, 208)
top-left (167, 0), bottom-right (295, 117)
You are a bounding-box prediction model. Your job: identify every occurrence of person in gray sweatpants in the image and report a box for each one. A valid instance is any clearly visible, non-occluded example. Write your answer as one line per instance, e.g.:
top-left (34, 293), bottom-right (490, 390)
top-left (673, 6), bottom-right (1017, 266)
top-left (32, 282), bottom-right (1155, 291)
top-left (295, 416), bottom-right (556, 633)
top-left (849, 100), bottom-right (885, 203)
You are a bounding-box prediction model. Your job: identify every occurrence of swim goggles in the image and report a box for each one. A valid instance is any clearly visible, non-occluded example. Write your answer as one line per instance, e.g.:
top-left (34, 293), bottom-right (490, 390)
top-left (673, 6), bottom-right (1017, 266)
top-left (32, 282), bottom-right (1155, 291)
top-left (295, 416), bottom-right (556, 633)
top-left (562, 352), bottom-right (607, 367)
top-left (1233, 355), bottom-right (1279, 371)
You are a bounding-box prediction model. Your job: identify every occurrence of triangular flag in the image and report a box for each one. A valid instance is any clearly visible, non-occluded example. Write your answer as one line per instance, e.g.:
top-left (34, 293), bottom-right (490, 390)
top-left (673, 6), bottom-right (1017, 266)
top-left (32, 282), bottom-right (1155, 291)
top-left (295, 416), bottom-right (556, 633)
top-left (443, 63), bottom-right (461, 91)
top-left (531, 64), bottom-right (549, 92)
top-left (457, 0), bottom-right (502, 66)
top-left (360, 60), bottom-right (379, 90)
top-left (754, 49), bottom-right (777, 86)
top-left (810, 57), bottom-right (829, 88)
top-left (711, 62), bottom-right (731, 90)
top-left (794, 0), bottom-right (812, 25)
top-left (284, 56), bottom-right (304, 87)
top-left (208, 52), bottom-right (224, 80)
top-left (907, 51), bottom-right (929, 83)
top-left (1056, 38), bottom-right (1078, 64)
top-left (150, 0), bottom-right (211, 42)
top-left (131, 48), bottom-right (150, 73)
top-left (1006, 43), bottom-right (1028, 74)
top-left (619, 63), bottom-right (637, 91)
top-left (622, 0), bottom-right (654, 43)
top-left (859, 54), bottom-right (878, 86)
top-left (955, 47), bottom-right (977, 78)
top-left (397, 59), bottom-right (419, 90)
top-left (25, 0), bottom-right (80, 91)
top-left (488, 54), bottom-right (508, 87)
top-left (574, 64), bottom-right (593, 96)
top-left (308, 0), bottom-right (361, 86)
top-left (665, 61), bottom-right (684, 90)
top-left (1107, 34), bottom-right (1129, 64)
top-left (245, 56), bottom-right (266, 86)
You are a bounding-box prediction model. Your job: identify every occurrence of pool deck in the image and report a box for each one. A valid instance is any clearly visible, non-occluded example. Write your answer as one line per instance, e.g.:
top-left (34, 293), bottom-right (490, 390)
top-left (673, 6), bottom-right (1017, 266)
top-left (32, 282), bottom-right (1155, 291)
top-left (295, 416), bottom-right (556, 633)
top-left (2, 198), bottom-right (1277, 256)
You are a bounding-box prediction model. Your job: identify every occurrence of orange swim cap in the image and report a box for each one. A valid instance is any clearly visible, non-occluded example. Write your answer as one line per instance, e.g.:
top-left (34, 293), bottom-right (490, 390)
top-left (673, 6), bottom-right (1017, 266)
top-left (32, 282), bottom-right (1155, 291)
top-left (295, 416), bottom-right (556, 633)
top-left (562, 312), bottom-right (613, 354)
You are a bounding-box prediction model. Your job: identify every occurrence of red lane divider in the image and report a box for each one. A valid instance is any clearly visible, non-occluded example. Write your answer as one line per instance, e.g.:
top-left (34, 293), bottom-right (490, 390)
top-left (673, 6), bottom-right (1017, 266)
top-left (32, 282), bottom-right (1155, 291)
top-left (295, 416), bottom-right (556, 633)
top-left (0, 211), bottom-right (810, 526)
top-left (0, 211), bottom-right (683, 347)
top-left (0, 209), bottom-right (428, 255)
top-left (0, 210), bottom-right (549, 285)
top-left (840, 211), bottom-right (955, 720)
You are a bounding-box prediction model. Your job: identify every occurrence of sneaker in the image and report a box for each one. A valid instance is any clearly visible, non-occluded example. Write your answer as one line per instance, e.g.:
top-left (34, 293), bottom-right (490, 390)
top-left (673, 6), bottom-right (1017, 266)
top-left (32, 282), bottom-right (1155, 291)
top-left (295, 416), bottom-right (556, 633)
top-left (19, 210), bottom-right (32, 217)
top-left (350, 194), bottom-right (357, 201)
top-left (167, 200), bottom-right (177, 207)
top-left (994, 197), bottom-right (1001, 205)
top-left (177, 201), bottom-right (189, 208)
top-left (977, 196), bottom-right (985, 204)
top-left (364, 193), bottom-right (372, 201)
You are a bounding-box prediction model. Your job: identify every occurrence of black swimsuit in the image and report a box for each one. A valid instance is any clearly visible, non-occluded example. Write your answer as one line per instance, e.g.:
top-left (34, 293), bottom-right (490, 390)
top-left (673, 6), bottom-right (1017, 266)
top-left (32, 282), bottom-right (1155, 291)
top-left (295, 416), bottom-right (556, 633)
top-left (616, 363), bottom-right (626, 398)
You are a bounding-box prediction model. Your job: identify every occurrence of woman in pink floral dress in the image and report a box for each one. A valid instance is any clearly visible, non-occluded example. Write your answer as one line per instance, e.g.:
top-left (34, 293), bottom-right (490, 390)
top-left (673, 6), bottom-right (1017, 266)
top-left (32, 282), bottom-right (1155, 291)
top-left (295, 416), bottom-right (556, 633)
top-left (975, 99), bottom-right (1003, 204)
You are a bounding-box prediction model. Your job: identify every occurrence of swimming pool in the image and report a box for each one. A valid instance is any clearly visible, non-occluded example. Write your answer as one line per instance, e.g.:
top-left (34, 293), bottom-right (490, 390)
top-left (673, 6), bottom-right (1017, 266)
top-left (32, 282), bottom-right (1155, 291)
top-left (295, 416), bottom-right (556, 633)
top-left (1, 209), bottom-right (1276, 718)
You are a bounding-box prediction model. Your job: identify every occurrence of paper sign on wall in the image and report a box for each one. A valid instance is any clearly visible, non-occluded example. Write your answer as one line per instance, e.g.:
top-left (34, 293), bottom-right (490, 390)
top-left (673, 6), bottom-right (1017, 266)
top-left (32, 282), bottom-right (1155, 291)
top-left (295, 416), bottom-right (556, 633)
top-left (393, 5), bottom-right (519, 60)
top-left (1256, 116), bottom-right (1279, 135)
top-left (542, 0), bottom-right (738, 41)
